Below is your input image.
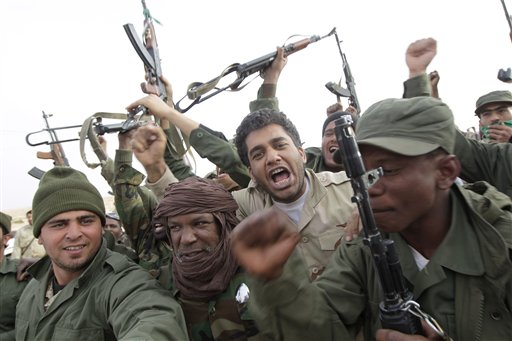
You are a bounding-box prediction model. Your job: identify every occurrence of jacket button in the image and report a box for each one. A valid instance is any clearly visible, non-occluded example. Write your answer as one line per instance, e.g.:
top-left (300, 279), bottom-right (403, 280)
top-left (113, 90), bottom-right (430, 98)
top-left (490, 312), bottom-right (502, 320)
top-left (302, 236), bottom-right (309, 243)
top-left (312, 267), bottom-right (319, 274)
top-left (197, 132), bottom-right (203, 138)
top-left (119, 166), bottom-right (125, 172)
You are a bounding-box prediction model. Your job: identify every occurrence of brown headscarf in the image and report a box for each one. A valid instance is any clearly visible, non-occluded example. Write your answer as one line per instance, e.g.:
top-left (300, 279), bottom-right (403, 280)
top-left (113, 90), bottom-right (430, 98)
top-left (154, 176), bottom-right (239, 300)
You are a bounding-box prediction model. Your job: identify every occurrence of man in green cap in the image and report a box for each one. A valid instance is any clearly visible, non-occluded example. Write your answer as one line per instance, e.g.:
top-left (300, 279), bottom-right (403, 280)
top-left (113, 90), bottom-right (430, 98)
top-left (0, 211), bottom-right (29, 341)
top-left (230, 96), bottom-right (512, 340)
top-left (474, 90), bottom-right (512, 143)
top-left (15, 166), bottom-right (187, 340)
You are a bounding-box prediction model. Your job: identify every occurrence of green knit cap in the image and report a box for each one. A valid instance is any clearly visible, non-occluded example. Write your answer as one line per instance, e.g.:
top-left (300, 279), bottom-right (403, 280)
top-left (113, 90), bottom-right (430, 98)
top-left (32, 166), bottom-right (106, 237)
top-left (0, 212), bottom-right (12, 234)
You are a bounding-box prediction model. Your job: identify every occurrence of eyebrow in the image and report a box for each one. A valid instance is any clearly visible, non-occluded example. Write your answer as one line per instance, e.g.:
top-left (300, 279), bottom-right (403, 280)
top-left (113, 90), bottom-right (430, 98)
top-left (46, 214), bottom-right (97, 225)
top-left (249, 136), bottom-right (290, 155)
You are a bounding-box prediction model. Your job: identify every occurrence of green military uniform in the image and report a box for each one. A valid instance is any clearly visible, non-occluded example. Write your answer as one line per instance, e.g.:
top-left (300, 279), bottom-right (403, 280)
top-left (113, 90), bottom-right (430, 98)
top-left (112, 149), bottom-right (171, 274)
top-left (246, 183), bottom-right (512, 340)
top-left (232, 169), bottom-right (355, 281)
top-left (0, 258), bottom-right (28, 341)
top-left (404, 74), bottom-right (512, 197)
top-left (159, 265), bottom-right (261, 341)
top-left (16, 241), bottom-right (187, 340)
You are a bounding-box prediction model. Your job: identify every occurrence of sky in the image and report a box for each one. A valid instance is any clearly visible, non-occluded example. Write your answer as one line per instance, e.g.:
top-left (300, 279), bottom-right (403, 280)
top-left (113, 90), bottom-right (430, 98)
top-left (1, 0), bottom-right (512, 211)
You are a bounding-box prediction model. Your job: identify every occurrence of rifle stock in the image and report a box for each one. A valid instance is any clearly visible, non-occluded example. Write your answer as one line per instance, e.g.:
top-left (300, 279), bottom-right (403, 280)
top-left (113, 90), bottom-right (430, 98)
top-left (35, 111), bottom-right (70, 167)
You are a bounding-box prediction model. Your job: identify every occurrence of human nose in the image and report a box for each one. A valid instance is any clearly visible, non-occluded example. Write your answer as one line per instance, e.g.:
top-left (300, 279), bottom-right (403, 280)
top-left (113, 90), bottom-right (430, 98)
top-left (180, 226), bottom-right (197, 245)
top-left (265, 148), bottom-right (282, 165)
top-left (65, 221), bottom-right (83, 240)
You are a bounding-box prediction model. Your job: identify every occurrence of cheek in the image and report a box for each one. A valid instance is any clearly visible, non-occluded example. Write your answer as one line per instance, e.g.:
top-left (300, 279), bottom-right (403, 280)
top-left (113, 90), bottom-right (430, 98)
top-left (170, 233), bottom-right (180, 248)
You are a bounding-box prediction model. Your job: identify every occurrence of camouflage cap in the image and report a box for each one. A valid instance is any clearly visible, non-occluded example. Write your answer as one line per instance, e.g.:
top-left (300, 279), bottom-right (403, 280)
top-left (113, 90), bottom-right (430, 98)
top-left (475, 90), bottom-right (512, 115)
top-left (356, 97), bottom-right (455, 156)
top-left (0, 211), bottom-right (12, 234)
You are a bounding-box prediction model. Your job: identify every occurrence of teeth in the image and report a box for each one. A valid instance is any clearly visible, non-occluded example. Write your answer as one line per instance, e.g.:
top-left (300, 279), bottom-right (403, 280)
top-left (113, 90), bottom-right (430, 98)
top-left (271, 167), bottom-right (285, 175)
top-left (65, 246), bottom-right (84, 251)
top-left (329, 146), bottom-right (338, 153)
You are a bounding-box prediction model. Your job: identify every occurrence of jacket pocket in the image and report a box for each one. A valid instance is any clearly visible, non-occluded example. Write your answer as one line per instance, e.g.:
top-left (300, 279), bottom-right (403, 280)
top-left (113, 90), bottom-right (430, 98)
top-left (318, 229), bottom-right (343, 251)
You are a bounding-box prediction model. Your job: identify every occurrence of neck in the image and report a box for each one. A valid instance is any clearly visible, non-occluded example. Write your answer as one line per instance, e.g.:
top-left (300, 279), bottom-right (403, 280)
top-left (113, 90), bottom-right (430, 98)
top-left (52, 266), bottom-right (83, 286)
top-left (400, 191), bottom-right (452, 259)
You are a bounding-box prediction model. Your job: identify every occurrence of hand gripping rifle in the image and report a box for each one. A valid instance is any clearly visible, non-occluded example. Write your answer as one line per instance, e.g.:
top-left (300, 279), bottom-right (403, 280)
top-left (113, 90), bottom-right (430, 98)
top-left (325, 29), bottom-right (361, 115)
top-left (175, 28), bottom-right (336, 113)
top-left (334, 115), bottom-right (451, 340)
top-left (26, 111), bottom-right (71, 179)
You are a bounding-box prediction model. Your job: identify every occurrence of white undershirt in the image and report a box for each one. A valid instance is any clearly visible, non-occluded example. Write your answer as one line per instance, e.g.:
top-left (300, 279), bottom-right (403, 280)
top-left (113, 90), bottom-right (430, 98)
top-left (273, 178), bottom-right (310, 225)
top-left (408, 245), bottom-right (430, 271)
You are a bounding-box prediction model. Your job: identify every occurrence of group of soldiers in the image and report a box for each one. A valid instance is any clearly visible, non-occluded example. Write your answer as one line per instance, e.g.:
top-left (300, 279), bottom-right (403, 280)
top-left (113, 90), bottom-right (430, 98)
top-left (0, 35), bottom-right (511, 341)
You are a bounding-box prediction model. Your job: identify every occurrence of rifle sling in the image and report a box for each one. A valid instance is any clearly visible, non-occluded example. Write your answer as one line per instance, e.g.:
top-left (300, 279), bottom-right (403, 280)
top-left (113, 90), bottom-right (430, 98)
top-left (79, 111), bottom-right (193, 169)
top-left (79, 112), bottom-right (133, 169)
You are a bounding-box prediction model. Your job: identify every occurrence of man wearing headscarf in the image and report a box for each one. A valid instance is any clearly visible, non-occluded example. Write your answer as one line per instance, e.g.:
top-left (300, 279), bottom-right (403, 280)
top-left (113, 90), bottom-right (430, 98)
top-left (154, 176), bottom-right (261, 341)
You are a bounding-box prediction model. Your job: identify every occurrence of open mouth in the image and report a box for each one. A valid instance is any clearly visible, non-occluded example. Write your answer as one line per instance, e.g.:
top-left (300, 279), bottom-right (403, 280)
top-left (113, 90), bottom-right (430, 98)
top-left (328, 146), bottom-right (339, 154)
top-left (270, 167), bottom-right (291, 184)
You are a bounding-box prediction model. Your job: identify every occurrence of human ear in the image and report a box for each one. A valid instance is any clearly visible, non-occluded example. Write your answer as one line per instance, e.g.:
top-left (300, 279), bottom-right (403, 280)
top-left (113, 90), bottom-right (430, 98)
top-left (436, 155), bottom-right (461, 190)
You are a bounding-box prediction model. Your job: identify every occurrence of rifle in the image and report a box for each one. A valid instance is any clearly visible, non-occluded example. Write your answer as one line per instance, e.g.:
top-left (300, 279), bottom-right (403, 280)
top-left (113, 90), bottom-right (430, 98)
top-left (498, 0), bottom-right (512, 82)
top-left (119, 0), bottom-right (192, 161)
top-left (175, 28), bottom-right (336, 113)
top-left (124, 0), bottom-right (167, 102)
top-left (26, 111), bottom-right (70, 179)
top-left (325, 29), bottom-right (361, 115)
top-left (501, 0), bottom-right (512, 43)
top-left (333, 115), bottom-right (451, 340)
top-left (90, 0), bottom-right (168, 138)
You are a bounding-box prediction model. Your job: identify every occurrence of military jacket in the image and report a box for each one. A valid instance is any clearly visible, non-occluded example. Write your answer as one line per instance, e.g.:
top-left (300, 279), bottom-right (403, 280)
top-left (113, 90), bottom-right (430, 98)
top-left (15, 241), bottom-right (187, 341)
top-left (112, 150), bottom-right (172, 274)
top-left (0, 258), bottom-right (28, 341)
top-left (247, 183), bottom-right (512, 340)
top-left (159, 266), bottom-right (261, 341)
top-left (232, 169), bottom-right (355, 281)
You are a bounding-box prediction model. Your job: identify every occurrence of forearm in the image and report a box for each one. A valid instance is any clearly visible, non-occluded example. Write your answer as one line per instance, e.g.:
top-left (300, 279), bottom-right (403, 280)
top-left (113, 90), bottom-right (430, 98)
top-left (249, 84), bottom-right (280, 112)
top-left (163, 128), bottom-right (195, 180)
top-left (145, 166), bottom-right (178, 201)
top-left (113, 151), bottom-right (147, 240)
top-left (190, 125), bottom-right (251, 187)
top-left (164, 108), bottom-right (199, 137)
top-left (402, 74), bottom-right (431, 99)
top-left (100, 157), bottom-right (115, 189)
